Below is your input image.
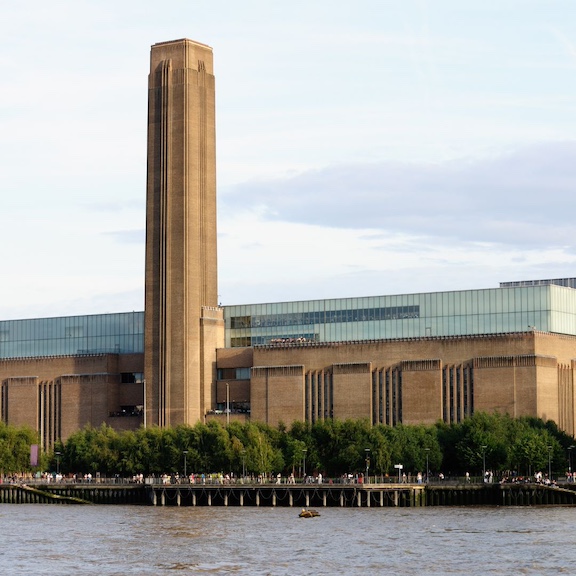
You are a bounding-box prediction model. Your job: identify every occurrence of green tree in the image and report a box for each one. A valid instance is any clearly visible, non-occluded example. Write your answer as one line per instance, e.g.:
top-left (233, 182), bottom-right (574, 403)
top-left (0, 422), bottom-right (42, 474)
top-left (196, 420), bottom-right (232, 472)
top-left (244, 423), bottom-right (283, 475)
top-left (365, 426), bottom-right (392, 475)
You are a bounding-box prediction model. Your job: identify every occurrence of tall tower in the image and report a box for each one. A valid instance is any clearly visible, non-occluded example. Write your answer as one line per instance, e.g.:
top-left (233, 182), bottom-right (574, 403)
top-left (144, 39), bottom-right (224, 427)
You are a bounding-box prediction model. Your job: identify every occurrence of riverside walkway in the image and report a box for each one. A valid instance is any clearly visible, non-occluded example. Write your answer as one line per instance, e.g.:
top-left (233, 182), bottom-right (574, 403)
top-left (1, 481), bottom-right (576, 507)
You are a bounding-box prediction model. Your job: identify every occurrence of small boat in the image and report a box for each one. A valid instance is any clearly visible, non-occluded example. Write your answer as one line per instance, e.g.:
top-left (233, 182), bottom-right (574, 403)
top-left (299, 509), bottom-right (320, 518)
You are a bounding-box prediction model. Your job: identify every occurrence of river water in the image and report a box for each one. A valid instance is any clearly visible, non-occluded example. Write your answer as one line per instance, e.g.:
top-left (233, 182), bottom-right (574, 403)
top-left (1, 505), bottom-right (575, 574)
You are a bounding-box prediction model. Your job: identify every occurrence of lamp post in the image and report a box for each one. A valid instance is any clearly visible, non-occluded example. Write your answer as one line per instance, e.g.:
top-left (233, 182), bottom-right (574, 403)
top-left (569, 445), bottom-right (574, 481)
top-left (225, 382), bottom-right (230, 426)
top-left (481, 445), bottom-right (487, 482)
top-left (242, 449), bottom-right (246, 481)
top-left (183, 450), bottom-right (188, 481)
top-left (548, 445), bottom-right (553, 481)
top-left (55, 451), bottom-right (61, 475)
top-left (143, 379), bottom-right (147, 428)
top-left (303, 448), bottom-right (308, 481)
top-left (424, 448), bottom-right (430, 483)
top-left (365, 448), bottom-right (370, 484)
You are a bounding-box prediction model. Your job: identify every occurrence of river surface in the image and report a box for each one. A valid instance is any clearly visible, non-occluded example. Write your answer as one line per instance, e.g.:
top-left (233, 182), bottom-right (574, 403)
top-left (1, 505), bottom-right (575, 574)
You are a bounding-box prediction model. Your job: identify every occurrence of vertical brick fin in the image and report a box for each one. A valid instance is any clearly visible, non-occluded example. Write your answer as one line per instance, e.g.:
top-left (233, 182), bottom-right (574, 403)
top-left (39, 379), bottom-right (61, 450)
top-left (558, 363), bottom-right (574, 437)
top-left (157, 58), bottom-right (172, 428)
top-left (1, 379), bottom-right (7, 423)
top-left (198, 59), bottom-right (208, 306)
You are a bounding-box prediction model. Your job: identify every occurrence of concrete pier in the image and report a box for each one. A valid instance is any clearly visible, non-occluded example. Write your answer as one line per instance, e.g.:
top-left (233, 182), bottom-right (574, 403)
top-left (145, 484), bottom-right (425, 508)
top-left (0, 484), bottom-right (147, 505)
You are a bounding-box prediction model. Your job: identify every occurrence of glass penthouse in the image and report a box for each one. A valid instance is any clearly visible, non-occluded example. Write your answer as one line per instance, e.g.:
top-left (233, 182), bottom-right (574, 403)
top-left (2, 283), bottom-right (576, 360)
top-left (0, 311), bottom-right (144, 359)
top-left (225, 284), bottom-right (576, 347)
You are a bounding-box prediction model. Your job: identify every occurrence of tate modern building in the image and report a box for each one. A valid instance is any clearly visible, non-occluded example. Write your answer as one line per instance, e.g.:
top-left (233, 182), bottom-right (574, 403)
top-left (2, 40), bottom-right (576, 448)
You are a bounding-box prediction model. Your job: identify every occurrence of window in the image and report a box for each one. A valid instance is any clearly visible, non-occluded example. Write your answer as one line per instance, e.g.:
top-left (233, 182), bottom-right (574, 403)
top-left (236, 368), bottom-right (250, 379)
top-left (120, 373), bottom-right (143, 384)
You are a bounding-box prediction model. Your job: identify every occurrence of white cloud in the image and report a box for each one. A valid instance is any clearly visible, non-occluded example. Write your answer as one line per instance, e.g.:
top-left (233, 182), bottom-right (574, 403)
top-left (217, 206), bottom-right (576, 306)
top-left (221, 142), bottom-right (576, 248)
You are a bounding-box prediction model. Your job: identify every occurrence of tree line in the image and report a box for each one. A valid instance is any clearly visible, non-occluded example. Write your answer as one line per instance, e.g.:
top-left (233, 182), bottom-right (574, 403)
top-left (1, 412), bottom-right (574, 478)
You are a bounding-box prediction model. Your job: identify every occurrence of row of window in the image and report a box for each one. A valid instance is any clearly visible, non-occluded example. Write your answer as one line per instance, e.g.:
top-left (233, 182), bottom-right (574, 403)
top-left (216, 368), bottom-right (250, 380)
top-left (230, 306), bottom-right (420, 329)
top-left (0, 335), bottom-right (144, 359)
top-left (0, 312), bottom-right (144, 342)
top-left (227, 310), bottom-right (561, 347)
top-left (0, 312), bottom-right (145, 359)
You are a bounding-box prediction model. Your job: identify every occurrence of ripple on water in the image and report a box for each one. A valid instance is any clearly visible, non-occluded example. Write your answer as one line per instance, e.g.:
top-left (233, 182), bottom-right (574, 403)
top-left (1, 505), bottom-right (576, 574)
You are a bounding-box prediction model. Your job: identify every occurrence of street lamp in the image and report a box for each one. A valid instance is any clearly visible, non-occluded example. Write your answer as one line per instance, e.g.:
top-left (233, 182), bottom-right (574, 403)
top-left (569, 445), bottom-right (574, 480)
top-left (365, 448), bottom-right (370, 484)
top-left (303, 448), bottom-right (308, 481)
top-left (241, 449), bottom-right (246, 481)
top-left (225, 382), bottom-right (230, 426)
top-left (481, 445), bottom-right (487, 482)
top-left (548, 445), bottom-right (553, 481)
top-left (424, 448), bottom-right (430, 483)
top-left (183, 450), bottom-right (188, 481)
top-left (143, 379), bottom-right (147, 428)
top-left (55, 451), bottom-right (61, 475)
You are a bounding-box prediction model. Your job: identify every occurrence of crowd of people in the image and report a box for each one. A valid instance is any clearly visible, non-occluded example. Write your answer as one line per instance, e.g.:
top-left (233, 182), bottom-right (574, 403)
top-left (499, 470), bottom-right (559, 486)
top-left (2, 469), bottom-right (576, 486)
top-left (268, 337), bottom-right (310, 345)
top-left (0, 471), bottom-right (95, 484)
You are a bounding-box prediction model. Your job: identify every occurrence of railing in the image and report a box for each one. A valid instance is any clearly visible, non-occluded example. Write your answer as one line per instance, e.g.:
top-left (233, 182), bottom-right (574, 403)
top-left (3, 474), bottom-right (574, 487)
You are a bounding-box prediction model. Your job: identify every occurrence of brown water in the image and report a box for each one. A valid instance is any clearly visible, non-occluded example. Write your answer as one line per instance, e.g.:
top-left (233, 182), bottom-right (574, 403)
top-left (1, 505), bottom-right (575, 574)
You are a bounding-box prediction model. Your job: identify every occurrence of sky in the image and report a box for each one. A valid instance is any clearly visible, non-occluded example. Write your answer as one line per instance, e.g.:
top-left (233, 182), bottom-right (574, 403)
top-left (1, 0), bottom-right (576, 319)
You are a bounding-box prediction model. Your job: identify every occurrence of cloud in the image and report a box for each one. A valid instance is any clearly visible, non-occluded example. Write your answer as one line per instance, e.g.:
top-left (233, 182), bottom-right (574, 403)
top-left (221, 141), bottom-right (576, 250)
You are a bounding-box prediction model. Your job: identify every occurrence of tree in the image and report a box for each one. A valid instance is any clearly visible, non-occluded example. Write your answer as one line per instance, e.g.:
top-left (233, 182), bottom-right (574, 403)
top-left (196, 421), bottom-right (232, 473)
top-left (244, 423), bottom-right (283, 475)
top-left (0, 422), bottom-right (42, 474)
